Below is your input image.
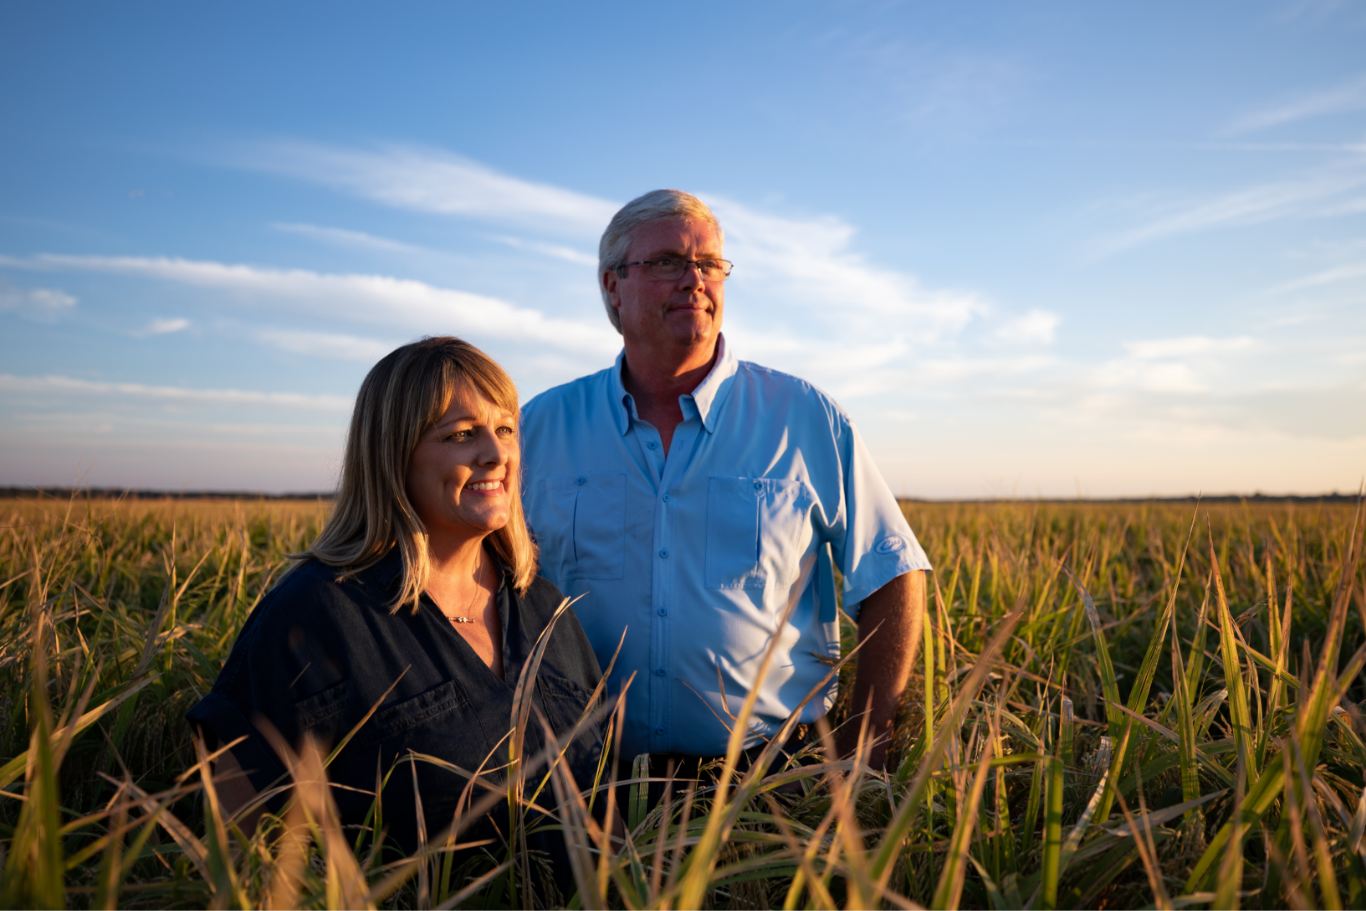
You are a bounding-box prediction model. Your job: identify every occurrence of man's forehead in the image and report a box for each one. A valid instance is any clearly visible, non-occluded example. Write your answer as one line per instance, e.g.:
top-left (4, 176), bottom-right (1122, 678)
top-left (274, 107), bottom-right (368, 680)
top-left (629, 217), bottom-right (723, 255)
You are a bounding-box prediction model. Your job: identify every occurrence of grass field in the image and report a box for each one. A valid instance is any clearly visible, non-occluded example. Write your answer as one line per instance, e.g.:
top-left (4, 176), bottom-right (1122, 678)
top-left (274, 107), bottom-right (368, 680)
top-left (1, 494), bottom-right (1363, 909)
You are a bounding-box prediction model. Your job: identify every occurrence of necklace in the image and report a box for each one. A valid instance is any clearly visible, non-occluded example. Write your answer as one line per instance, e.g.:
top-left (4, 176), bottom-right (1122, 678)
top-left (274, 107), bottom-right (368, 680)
top-left (448, 558), bottom-right (487, 626)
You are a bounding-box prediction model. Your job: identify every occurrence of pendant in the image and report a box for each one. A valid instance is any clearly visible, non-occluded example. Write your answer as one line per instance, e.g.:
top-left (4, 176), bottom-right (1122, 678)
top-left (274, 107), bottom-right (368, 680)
top-left (450, 616), bottom-right (475, 624)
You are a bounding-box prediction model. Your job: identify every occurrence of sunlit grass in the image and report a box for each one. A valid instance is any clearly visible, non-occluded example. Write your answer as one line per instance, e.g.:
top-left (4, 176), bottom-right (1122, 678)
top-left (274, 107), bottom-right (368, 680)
top-left (1, 494), bottom-right (1362, 908)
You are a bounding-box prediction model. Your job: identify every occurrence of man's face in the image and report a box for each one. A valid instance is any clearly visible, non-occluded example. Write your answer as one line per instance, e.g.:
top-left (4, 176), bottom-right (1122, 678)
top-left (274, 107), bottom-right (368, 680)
top-left (604, 217), bottom-right (725, 354)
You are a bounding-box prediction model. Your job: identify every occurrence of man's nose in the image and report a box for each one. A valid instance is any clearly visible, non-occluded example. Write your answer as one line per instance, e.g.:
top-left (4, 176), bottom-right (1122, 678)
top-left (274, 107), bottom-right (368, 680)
top-left (677, 261), bottom-right (705, 288)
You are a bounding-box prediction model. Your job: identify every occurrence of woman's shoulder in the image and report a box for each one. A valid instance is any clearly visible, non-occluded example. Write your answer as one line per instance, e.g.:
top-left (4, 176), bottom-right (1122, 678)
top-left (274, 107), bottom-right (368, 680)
top-left (246, 556), bottom-right (390, 638)
top-left (515, 573), bottom-right (575, 623)
top-left (515, 574), bottom-right (602, 679)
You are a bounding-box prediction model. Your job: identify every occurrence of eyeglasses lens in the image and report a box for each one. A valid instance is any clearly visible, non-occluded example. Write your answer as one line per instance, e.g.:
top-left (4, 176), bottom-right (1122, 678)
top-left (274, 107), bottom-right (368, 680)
top-left (647, 259), bottom-right (732, 281)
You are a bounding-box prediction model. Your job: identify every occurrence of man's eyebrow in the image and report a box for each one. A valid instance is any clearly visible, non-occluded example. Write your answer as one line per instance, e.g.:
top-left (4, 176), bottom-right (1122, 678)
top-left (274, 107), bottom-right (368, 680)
top-left (644, 248), bottom-right (723, 259)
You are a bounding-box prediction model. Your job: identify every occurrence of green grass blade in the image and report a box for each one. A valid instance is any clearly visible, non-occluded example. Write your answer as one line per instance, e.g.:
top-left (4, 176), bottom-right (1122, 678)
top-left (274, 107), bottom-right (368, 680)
top-left (932, 716), bottom-right (994, 909)
top-left (1041, 756), bottom-right (1064, 910)
top-left (1211, 533), bottom-right (1257, 780)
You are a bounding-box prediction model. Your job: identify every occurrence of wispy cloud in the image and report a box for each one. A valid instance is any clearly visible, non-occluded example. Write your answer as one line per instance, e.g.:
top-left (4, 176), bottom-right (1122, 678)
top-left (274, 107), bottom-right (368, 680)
top-left (133, 317), bottom-right (190, 336)
top-left (256, 329), bottom-right (395, 361)
top-left (272, 222), bottom-right (425, 254)
top-left (995, 309), bottom-right (1061, 345)
top-left (1266, 260), bottom-right (1366, 293)
top-left (0, 279), bottom-right (76, 322)
top-left (0, 253), bottom-right (619, 355)
top-left (0, 373), bottom-right (352, 410)
top-left (1091, 335), bottom-right (1259, 393)
top-left (1094, 157), bottom-right (1366, 254)
top-left (489, 235), bottom-right (597, 266)
top-left (694, 196), bottom-right (995, 398)
top-left (1122, 335), bottom-right (1258, 359)
top-left (709, 196), bottom-right (988, 344)
top-left (1225, 71), bottom-right (1366, 134)
top-left (237, 142), bottom-right (618, 236)
top-left (1279, 0), bottom-right (1364, 21)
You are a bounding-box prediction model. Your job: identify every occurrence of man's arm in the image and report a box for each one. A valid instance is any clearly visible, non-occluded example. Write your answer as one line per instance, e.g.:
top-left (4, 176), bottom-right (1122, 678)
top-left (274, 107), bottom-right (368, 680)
top-left (836, 569), bottom-right (927, 770)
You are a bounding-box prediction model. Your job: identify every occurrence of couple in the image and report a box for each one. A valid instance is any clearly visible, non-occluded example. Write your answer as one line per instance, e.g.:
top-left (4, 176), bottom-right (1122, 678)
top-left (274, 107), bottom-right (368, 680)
top-left (189, 189), bottom-right (932, 858)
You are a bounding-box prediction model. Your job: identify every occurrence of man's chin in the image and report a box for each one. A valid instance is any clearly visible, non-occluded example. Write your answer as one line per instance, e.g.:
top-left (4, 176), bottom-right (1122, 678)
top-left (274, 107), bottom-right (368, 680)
top-left (663, 314), bottom-right (718, 346)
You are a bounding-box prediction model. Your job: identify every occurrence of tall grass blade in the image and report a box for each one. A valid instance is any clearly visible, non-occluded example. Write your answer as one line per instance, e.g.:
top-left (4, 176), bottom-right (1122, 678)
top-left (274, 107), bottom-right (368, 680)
top-left (1211, 533), bottom-right (1258, 781)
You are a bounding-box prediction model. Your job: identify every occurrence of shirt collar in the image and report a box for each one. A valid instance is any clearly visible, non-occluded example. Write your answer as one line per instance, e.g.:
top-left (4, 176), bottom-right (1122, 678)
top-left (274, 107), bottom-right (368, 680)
top-left (611, 333), bottom-right (739, 436)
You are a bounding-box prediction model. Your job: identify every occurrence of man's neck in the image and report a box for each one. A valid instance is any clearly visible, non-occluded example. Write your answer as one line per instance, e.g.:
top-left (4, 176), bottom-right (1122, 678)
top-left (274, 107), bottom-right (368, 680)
top-left (620, 337), bottom-right (718, 455)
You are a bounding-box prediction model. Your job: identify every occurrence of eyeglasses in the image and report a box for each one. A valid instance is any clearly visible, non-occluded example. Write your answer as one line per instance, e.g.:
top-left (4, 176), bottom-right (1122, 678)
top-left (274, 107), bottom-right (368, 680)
top-left (614, 257), bottom-right (734, 282)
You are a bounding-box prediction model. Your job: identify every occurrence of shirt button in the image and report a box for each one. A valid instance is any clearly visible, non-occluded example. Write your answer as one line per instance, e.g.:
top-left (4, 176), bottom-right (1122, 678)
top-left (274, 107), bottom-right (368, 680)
top-left (657, 607), bottom-right (667, 616)
top-left (753, 480), bottom-right (764, 490)
top-left (576, 476), bottom-right (586, 485)
top-left (655, 726), bottom-right (665, 735)
top-left (659, 549), bottom-right (668, 558)
top-left (656, 667), bottom-right (666, 677)
top-left (662, 493), bottom-right (670, 502)
top-left (647, 441), bottom-right (657, 449)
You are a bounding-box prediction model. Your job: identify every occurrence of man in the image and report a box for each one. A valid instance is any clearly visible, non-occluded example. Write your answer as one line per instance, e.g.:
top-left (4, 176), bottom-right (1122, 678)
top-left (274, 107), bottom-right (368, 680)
top-left (520, 190), bottom-right (930, 769)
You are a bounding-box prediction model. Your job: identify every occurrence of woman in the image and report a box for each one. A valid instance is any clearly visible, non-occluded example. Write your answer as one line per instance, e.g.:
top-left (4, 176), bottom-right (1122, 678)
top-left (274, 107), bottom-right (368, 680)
top-left (187, 336), bottom-right (605, 866)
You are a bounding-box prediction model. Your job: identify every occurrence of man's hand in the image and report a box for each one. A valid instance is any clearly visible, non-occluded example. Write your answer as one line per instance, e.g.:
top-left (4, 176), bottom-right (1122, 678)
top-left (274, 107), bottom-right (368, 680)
top-left (836, 570), bottom-right (927, 770)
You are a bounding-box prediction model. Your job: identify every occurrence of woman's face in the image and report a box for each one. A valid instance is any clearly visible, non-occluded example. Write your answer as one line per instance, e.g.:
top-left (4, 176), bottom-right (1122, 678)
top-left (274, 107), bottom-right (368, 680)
top-left (406, 382), bottom-right (520, 546)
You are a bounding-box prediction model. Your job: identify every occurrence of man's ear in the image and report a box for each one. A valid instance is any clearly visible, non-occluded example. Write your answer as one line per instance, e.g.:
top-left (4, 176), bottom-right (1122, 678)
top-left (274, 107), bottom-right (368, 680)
top-left (603, 269), bottom-right (622, 310)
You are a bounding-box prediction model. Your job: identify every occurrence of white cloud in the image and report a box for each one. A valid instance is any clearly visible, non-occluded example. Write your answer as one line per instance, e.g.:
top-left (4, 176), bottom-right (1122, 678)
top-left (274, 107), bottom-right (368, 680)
top-left (708, 196), bottom-right (989, 344)
top-left (239, 142), bottom-right (618, 236)
top-left (0, 373), bottom-right (352, 411)
top-left (257, 329), bottom-right (395, 361)
top-left (0, 253), bottom-right (619, 355)
top-left (136, 317), bottom-right (190, 336)
top-left (0, 281), bottom-right (76, 322)
top-left (1094, 157), bottom-right (1366, 254)
top-left (1266, 261), bottom-right (1366, 293)
top-left (272, 222), bottom-right (424, 254)
top-left (490, 235), bottom-right (597, 266)
top-left (1122, 335), bottom-right (1257, 360)
top-left (1089, 335), bottom-right (1260, 394)
top-left (1224, 71), bottom-right (1366, 134)
top-left (995, 309), bottom-right (1061, 345)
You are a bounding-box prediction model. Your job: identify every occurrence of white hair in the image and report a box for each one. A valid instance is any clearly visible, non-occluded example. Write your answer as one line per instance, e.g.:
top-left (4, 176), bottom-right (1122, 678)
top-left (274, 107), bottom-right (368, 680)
top-left (597, 189), bottom-right (724, 333)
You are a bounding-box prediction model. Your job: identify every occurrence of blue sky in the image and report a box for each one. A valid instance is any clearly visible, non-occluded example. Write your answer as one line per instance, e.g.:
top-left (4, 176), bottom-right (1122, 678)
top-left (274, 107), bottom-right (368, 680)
top-left (2, 1), bottom-right (1363, 497)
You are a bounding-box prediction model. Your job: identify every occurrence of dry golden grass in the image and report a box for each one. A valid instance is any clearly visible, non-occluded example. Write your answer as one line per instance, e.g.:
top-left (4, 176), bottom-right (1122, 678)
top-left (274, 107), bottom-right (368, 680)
top-left (1, 494), bottom-right (1362, 909)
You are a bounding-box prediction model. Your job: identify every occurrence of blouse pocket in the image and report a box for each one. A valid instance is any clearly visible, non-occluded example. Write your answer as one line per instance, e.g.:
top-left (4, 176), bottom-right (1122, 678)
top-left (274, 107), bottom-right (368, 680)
top-left (536, 673), bottom-right (604, 772)
top-left (352, 679), bottom-right (479, 753)
top-left (536, 673), bottom-right (597, 738)
top-left (534, 472), bottom-right (626, 581)
top-left (705, 477), bottom-right (813, 590)
top-left (292, 679), bottom-right (354, 744)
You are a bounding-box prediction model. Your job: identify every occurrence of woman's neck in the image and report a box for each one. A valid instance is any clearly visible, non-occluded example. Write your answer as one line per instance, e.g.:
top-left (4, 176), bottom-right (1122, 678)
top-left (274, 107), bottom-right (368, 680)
top-left (425, 531), bottom-right (490, 584)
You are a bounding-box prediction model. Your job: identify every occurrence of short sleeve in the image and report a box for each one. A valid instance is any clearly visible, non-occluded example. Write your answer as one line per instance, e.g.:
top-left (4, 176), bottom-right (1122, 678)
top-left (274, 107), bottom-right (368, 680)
top-left (829, 415), bottom-right (932, 617)
top-left (185, 574), bottom-right (349, 799)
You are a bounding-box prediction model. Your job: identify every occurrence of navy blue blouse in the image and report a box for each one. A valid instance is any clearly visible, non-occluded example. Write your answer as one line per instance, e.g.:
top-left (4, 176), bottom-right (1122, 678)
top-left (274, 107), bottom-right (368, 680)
top-left (187, 547), bottom-right (605, 855)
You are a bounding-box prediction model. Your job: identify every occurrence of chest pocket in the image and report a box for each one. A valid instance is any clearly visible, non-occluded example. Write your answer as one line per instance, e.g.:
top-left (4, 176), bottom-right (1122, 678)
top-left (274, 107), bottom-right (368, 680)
top-left (705, 476), bottom-right (814, 590)
top-left (534, 472), bottom-right (626, 581)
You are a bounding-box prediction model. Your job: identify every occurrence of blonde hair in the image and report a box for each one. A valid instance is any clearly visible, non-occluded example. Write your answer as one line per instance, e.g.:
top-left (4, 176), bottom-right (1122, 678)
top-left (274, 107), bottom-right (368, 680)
top-left (598, 189), bottom-right (724, 333)
top-left (305, 336), bottom-right (538, 609)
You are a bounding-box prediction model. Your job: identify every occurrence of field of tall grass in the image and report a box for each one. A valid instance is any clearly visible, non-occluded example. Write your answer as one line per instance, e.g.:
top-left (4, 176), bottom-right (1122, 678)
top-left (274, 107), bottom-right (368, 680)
top-left (0, 494), bottom-right (1362, 909)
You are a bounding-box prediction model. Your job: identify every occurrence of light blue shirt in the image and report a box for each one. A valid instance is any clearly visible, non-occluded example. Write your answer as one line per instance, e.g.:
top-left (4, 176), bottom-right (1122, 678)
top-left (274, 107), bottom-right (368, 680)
top-left (520, 335), bottom-right (931, 758)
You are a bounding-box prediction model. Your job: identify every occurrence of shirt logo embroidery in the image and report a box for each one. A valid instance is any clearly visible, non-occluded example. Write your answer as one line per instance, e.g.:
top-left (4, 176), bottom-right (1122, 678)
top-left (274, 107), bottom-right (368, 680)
top-left (875, 535), bottom-right (906, 555)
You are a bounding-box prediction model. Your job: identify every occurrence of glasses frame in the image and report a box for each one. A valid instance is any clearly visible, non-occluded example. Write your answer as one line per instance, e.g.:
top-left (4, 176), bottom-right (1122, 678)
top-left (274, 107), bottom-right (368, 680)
top-left (614, 257), bottom-right (734, 281)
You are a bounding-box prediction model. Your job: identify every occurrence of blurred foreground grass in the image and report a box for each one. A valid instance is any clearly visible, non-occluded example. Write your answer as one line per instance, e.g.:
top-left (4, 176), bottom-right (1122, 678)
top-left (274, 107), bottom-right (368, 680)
top-left (1, 495), bottom-right (1363, 909)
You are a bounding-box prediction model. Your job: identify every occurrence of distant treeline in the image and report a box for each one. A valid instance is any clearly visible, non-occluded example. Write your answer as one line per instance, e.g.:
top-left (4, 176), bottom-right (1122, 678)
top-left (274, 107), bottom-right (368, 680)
top-left (1, 486), bottom-right (1359, 504)
top-left (0, 487), bottom-right (335, 501)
